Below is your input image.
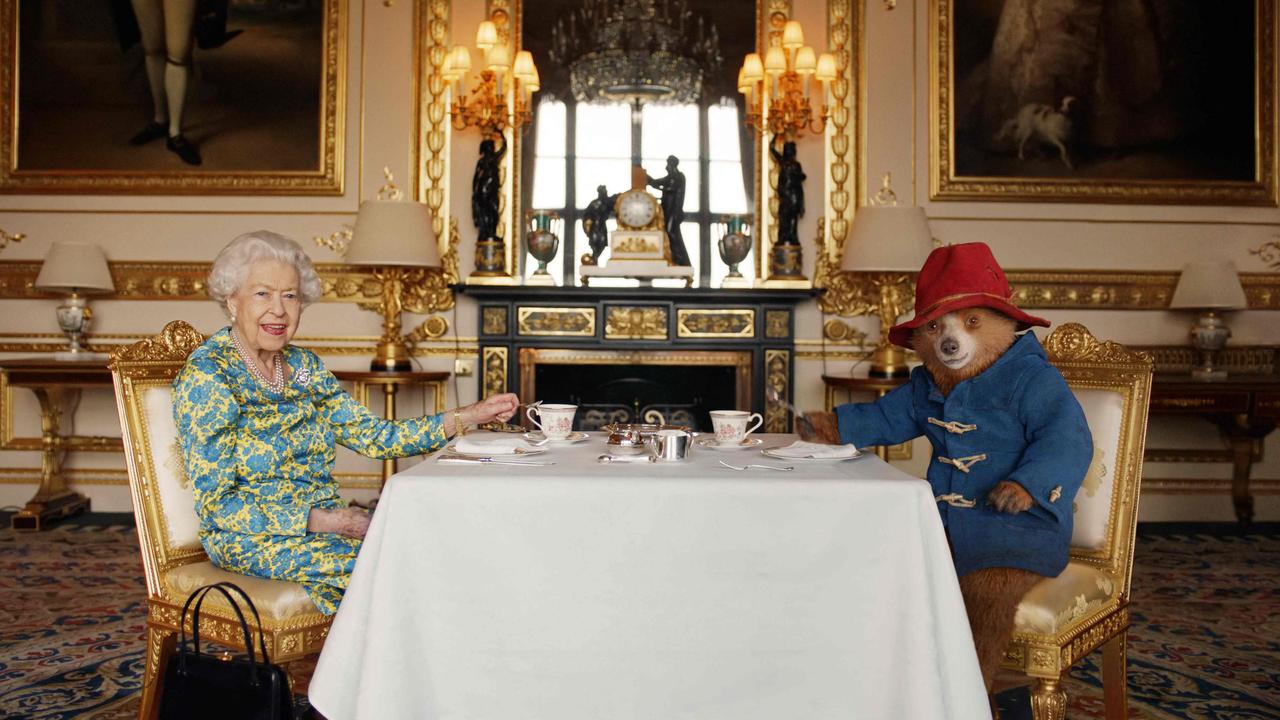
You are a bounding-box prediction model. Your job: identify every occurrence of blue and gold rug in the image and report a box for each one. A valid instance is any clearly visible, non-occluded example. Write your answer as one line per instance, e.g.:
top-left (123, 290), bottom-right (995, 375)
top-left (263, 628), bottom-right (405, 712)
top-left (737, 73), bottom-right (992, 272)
top-left (2, 518), bottom-right (1277, 719)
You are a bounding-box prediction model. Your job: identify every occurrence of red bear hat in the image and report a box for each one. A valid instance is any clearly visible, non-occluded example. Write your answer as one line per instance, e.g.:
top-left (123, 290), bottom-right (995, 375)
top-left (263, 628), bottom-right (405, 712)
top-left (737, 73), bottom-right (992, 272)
top-left (887, 242), bottom-right (1049, 349)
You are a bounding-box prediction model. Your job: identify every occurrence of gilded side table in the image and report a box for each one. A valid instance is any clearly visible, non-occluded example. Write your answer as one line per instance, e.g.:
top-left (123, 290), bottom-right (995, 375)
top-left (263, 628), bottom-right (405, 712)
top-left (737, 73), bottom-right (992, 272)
top-left (820, 374), bottom-right (910, 461)
top-left (332, 370), bottom-right (449, 486)
top-left (0, 358), bottom-right (118, 530)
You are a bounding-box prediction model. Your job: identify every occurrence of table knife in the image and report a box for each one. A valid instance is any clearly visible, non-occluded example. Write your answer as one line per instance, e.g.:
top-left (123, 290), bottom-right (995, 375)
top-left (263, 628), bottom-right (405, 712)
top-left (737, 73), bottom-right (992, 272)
top-left (437, 455), bottom-right (556, 466)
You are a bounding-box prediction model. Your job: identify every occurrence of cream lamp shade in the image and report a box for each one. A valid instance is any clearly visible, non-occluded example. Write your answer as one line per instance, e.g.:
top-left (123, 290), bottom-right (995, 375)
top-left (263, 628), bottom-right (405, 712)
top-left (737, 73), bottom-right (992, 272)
top-left (35, 241), bottom-right (115, 294)
top-left (840, 206), bottom-right (934, 272)
top-left (1170, 261), bottom-right (1246, 310)
top-left (345, 200), bottom-right (440, 268)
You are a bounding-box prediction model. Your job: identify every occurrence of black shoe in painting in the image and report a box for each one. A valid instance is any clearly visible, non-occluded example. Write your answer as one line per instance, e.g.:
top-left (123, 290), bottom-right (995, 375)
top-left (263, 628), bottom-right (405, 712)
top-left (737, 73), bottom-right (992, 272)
top-left (129, 121), bottom-right (167, 146)
top-left (166, 134), bottom-right (203, 166)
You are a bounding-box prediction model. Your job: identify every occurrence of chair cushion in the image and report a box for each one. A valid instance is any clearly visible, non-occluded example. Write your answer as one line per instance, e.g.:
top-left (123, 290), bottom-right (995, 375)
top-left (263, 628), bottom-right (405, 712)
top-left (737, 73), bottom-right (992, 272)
top-left (1070, 388), bottom-right (1125, 551)
top-left (1013, 561), bottom-right (1117, 635)
top-left (144, 385), bottom-right (202, 550)
top-left (163, 561), bottom-right (320, 621)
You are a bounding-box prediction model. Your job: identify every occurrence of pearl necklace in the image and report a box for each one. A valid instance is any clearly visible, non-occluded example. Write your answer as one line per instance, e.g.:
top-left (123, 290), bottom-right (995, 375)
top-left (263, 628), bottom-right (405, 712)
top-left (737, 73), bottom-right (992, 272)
top-left (230, 328), bottom-right (285, 394)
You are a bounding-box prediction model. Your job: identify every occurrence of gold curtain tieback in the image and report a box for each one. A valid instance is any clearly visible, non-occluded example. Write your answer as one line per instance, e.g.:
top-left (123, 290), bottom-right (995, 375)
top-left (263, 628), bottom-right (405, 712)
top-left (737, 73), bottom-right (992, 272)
top-left (935, 493), bottom-right (977, 508)
top-left (938, 453), bottom-right (987, 473)
top-left (928, 417), bottom-right (977, 435)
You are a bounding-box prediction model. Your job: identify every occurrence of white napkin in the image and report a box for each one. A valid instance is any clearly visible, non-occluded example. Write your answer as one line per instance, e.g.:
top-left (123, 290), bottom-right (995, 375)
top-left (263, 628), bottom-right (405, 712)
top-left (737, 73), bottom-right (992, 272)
top-left (454, 434), bottom-right (540, 456)
top-left (768, 441), bottom-right (860, 459)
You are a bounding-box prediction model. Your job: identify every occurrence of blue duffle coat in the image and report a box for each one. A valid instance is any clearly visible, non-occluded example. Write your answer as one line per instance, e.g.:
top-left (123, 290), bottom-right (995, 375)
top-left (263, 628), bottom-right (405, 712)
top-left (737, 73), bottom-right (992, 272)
top-left (836, 332), bottom-right (1093, 578)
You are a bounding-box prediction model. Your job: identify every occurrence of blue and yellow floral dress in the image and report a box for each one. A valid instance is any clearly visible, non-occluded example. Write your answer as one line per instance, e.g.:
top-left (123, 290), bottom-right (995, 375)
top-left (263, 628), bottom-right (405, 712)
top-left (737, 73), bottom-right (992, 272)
top-left (172, 328), bottom-right (447, 613)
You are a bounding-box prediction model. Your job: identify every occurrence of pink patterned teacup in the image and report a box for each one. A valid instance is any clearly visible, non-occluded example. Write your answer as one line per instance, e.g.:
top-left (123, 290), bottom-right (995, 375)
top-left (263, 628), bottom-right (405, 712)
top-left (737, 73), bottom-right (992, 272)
top-left (527, 403), bottom-right (577, 440)
top-left (710, 410), bottom-right (764, 445)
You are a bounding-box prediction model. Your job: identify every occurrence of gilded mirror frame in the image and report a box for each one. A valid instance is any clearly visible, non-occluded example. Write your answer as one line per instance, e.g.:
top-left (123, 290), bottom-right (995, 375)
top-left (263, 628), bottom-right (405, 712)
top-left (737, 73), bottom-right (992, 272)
top-left (415, 0), bottom-right (861, 286)
top-left (0, 0), bottom-right (346, 195)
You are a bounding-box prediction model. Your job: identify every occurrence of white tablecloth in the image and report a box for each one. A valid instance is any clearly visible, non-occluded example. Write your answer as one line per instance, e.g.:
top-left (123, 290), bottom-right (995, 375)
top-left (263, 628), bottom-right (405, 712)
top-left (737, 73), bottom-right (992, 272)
top-left (311, 434), bottom-right (990, 720)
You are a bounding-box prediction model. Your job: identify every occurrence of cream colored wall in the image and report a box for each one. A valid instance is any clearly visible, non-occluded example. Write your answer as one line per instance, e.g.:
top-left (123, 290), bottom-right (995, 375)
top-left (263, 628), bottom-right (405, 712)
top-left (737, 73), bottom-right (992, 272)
top-left (1, 0), bottom-right (1276, 521)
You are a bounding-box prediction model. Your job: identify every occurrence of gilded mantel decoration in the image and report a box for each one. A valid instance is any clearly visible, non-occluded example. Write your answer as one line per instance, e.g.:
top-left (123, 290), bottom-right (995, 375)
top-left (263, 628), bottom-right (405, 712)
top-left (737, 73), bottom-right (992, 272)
top-left (1, 0), bottom-right (346, 194)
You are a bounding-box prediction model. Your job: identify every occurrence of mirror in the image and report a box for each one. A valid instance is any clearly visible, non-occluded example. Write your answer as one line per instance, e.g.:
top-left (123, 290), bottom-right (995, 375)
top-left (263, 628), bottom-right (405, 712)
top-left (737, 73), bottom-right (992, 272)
top-left (515, 0), bottom-right (759, 287)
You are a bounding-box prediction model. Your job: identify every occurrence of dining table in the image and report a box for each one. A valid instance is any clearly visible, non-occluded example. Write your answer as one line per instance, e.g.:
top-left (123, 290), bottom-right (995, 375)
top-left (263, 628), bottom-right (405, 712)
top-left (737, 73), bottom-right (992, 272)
top-left (309, 433), bottom-right (992, 720)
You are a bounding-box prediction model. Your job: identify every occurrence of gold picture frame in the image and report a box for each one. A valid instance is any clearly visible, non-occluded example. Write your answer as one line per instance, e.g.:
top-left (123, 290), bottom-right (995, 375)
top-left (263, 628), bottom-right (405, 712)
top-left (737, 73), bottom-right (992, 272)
top-left (0, 0), bottom-right (346, 195)
top-left (931, 0), bottom-right (1278, 205)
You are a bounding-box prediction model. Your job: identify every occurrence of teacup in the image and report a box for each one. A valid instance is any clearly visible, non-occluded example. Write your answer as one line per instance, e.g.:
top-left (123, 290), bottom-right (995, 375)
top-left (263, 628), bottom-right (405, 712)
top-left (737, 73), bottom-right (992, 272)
top-left (710, 410), bottom-right (763, 445)
top-left (527, 403), bottom-right (577, 440)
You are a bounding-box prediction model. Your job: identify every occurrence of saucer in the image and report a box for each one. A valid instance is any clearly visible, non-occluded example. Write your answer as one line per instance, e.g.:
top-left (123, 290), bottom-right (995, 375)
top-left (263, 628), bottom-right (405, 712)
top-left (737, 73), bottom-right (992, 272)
top-left (523, 431), bottom-right (591, 445)
top-left (697, 437), bottom-right (763, 451)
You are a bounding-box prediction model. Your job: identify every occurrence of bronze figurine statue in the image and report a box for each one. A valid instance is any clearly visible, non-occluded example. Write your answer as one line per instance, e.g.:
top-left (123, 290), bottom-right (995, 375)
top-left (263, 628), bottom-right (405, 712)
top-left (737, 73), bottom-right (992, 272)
top-left (772, 140), bottom-right (805, 246)
top-left (472, 134), bottom-right (507, 242)
top-left (646, 155), bottom-right (692, 267)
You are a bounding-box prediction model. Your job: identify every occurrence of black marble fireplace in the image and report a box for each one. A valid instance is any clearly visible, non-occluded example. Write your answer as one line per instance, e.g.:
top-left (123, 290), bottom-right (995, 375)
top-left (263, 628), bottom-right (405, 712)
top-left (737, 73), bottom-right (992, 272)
top-left (461, 286), bottom-right (813, 432)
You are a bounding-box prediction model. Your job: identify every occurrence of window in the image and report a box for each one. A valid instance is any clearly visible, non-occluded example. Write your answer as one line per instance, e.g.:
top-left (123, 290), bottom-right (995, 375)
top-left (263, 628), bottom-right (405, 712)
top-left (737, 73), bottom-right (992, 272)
top-left (526, 98), bottom-right (750, 287)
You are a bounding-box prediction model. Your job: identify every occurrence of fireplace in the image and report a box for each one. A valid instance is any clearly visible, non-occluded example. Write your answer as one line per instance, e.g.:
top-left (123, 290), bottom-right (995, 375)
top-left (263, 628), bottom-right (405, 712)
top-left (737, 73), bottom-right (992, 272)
top-left (520, 348), bottom-right (751, 431)
top-left (462, 285), bottom-right (812, 433)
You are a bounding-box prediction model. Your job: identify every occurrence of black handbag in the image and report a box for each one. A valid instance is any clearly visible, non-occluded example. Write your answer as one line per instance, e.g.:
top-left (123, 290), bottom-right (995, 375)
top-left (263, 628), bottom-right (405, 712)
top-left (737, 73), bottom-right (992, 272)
top-left (158, 581), bottom-right (295, 720)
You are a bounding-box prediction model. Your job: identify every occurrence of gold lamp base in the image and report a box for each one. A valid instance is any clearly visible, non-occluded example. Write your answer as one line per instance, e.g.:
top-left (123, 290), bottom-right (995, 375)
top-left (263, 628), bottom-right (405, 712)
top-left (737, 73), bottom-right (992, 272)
top-left (869, 341), bottom-right (910, 378)
top-left (371, 338), bottom-right (414, 372)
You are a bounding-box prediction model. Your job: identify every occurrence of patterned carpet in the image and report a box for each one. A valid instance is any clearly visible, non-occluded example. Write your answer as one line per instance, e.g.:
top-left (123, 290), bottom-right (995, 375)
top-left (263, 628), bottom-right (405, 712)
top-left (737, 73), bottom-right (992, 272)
top-left (1, 516), bottom-right (1276, 719)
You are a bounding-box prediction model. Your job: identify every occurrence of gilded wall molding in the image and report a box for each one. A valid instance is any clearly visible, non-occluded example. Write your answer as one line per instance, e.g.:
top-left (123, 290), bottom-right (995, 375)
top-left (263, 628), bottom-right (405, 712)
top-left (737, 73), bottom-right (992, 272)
top-left (413, 0), bottom-right (452, 243)
top-left (815, 268), bottom-right (1280, 313)
top-left (0, 258), bottom-right (459, 311)
top-left (676, 309), bottom-right (756, 338)
top-left (823, 0), bottom-right (861, 268)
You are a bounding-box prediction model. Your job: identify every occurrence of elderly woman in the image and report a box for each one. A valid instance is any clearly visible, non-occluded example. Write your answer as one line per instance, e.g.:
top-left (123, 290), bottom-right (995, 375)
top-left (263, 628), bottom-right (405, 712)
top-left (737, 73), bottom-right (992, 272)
top-left (173, 231), bottom-right (518, 614)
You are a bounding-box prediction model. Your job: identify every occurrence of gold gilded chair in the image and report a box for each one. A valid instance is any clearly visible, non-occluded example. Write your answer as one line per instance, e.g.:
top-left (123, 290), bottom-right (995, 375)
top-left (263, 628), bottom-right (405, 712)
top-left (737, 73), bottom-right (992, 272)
top-left (1000, 323), bottom-right (1153, 719)
top-left (110, 321), bottom-right (332, 720)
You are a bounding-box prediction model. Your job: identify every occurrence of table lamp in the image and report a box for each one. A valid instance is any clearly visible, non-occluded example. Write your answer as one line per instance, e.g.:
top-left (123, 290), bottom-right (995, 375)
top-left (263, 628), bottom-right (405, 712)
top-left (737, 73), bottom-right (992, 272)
top-left (840, 176), bottom-right (934, 378)
top-left (345, 199), bottom-right (440, 371)
top-left (1170, 260), bottom-right (1246, 380)
top-left (35, 241), bottom-right (115, 360)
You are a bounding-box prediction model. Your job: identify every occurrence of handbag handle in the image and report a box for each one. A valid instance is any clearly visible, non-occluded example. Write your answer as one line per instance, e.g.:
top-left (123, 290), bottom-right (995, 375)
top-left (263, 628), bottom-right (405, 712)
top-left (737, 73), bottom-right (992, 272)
top-left (176, 584), bottom-right (257, 680)
top-left (200, 582), bottom-right (272, 665)
top-left (177, 582), bottom-right (269, 685)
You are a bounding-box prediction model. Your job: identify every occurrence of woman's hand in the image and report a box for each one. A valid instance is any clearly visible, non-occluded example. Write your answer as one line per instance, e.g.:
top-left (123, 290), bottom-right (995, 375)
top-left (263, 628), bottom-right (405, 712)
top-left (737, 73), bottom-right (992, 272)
top-left (307, 507), bottom-right (372, 539)
top-left (455, 392), bottom-right (520, 429)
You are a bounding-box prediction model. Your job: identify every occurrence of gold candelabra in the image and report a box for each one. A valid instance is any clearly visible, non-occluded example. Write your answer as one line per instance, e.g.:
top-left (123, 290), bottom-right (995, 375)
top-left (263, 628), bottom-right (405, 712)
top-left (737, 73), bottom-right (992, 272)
top-left (443, 20), bottom-right (540, 136)
top-left (737, 20), bottom-right (836, 139)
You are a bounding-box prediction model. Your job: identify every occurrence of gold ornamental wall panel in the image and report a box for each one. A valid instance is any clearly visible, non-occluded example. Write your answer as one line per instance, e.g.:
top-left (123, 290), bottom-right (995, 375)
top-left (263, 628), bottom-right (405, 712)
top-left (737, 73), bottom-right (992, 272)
top-left (482, 346), bottom-right (509, 398)
top-left (765, 310), bottom-right (791, 339)
top-left (516, 307), bottom-right (596, 337)
top-left (604, 307), bottom-right (669, 340)
top-left (763, 349), bottom-right (790, 433)
top-left (677, 309), bottom-right (756, 338)
top-left (482, 307), bottom-right (509, 336)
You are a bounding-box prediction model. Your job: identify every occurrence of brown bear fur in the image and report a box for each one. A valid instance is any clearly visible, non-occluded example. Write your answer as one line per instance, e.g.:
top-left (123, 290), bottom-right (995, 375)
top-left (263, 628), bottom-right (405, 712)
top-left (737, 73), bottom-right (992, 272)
top-left (802, 307), bottom-right (1044, 695)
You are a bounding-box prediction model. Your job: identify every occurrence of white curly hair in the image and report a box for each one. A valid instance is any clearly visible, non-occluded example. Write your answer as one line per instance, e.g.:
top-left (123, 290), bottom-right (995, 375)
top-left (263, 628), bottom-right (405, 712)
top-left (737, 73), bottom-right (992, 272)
top-left (207, 231), bottom-right (323, 314)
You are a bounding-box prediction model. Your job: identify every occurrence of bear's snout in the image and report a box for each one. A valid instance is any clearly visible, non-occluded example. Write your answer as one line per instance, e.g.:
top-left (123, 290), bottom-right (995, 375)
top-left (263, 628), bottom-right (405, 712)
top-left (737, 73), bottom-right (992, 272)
top-left (940, 336), bottom-right (961, 356)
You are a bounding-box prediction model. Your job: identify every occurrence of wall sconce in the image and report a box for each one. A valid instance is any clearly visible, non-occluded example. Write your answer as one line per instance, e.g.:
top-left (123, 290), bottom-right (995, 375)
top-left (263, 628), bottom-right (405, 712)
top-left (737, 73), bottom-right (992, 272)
top-left (737, 20), bottom-right (836, 140)
top-left (443, 20), bottom-right (540, 136)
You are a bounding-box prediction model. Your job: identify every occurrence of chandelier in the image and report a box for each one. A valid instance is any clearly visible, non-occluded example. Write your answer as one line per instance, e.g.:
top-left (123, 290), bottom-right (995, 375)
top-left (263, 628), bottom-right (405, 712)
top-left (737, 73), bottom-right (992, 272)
top-left (737, 19), bottom-right (836, 138)
top-left (549, 0), bottom-right (723, 104)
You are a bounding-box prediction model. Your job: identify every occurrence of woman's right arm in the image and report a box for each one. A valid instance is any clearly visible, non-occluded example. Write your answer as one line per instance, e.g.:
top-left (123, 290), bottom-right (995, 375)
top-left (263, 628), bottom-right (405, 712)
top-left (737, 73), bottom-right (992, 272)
top-left (173, 359), bottom-right (311, 537)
